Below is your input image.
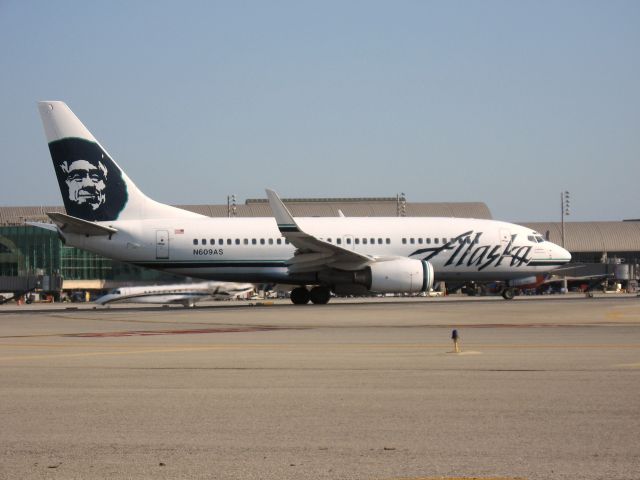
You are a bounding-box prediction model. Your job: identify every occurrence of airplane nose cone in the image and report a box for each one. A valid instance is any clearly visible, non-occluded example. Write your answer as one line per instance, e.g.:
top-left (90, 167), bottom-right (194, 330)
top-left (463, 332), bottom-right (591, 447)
top-left (94, 294), bottom-right (113, 305)
top-left (556, 246), bottom-right (572, 264)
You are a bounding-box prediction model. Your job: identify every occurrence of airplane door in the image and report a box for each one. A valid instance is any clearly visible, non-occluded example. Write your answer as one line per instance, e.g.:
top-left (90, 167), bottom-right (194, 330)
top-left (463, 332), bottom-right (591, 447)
top-left (156, 230), bottom-right (169, 259)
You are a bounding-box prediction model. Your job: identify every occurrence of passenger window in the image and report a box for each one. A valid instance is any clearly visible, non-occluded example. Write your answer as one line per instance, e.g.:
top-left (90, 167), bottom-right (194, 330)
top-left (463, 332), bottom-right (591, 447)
top-left (337, 238), bottom-right (342, 245)
top-left (418, 238), bottom-right (423, 244)
top-left (370, 238), bottom-right (375, 244)
top-left (218, 239), bottom-right (223, 245)
top-left (252, 239), bottom-right (257, 245)
top-left (410, 238), bottom-right (415, 244)
top-left (235, 239), bottom-right (240, 245)
top-left (202, 239), bottom-right (207, 245)
top-left (285, 239), bottom-right (290, 244)
top-left (346, 238), bottom-right (352, 244)
top-left (363, 238), bottom-right (368, 245)
top-left (426, 238), bottom-right (431, 244)
top-left (210, 239), bottom-right (215, 245)
top-left (442, 238), bottom-right (447, 244)
top-left (277, 238), bottom-right (282, 245)
top-left (434, 238), bottom-right (439, 244)
top-left (243, 239), bottom-right (248, 245)
top-left (402, 238), bottom-right (406, 244)
top-left (355, 238), bottom-right (360, 245)
top-left (386, 238), bottom-right (390, 244)
top-left (193, 239), bottom-right (198, 245)
top-left (378, 238), bottom-right (382, 244)
top-left (268, 239), bottom-right (273, 245)
top-left (227, 239), bottom-right (232, 245)
top-left (260, 239), bottom-right (265, 245)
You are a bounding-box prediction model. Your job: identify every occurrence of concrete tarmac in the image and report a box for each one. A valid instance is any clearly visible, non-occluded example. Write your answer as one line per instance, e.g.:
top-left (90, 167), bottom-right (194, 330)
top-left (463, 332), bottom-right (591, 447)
top-left (1, 296), bottom-right (639, 479)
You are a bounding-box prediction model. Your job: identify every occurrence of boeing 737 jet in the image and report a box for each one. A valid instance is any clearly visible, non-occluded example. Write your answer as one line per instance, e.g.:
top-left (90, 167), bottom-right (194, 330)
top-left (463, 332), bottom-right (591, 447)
top-left (35, 101), bottom-right (571, 304)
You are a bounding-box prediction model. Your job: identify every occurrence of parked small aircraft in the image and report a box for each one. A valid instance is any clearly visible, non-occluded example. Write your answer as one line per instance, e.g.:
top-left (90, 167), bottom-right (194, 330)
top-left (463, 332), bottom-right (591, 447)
top-left (94, 282), bottom-right (254, 308)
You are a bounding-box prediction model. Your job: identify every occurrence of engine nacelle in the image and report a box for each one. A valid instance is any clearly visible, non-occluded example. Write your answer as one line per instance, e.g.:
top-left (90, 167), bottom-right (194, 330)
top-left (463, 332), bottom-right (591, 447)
top-left (316, 258), bottom-right (434, 294)
top-left (367, 258), bottom-right (434, 294)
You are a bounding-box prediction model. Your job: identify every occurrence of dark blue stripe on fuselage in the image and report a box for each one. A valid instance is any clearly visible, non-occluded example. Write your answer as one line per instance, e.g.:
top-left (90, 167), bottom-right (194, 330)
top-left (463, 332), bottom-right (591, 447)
top-left (134, 261), bottom-right (288, 269)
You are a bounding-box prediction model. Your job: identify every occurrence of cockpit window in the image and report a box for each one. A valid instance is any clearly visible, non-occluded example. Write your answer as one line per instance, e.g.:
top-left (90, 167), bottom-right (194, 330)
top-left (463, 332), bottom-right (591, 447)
top-left (528, 233), bottom-right (545, 243)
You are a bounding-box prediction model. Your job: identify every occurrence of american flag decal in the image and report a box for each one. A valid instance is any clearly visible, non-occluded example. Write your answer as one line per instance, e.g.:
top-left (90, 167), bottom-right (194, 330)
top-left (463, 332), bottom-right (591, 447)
top-left (174, 229), bottom-right (184, 234)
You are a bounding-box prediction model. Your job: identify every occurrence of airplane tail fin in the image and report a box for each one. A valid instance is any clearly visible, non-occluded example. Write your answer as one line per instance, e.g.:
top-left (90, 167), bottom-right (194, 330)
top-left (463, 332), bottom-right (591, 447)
top-left (37, 101), bottom-right (201, 222)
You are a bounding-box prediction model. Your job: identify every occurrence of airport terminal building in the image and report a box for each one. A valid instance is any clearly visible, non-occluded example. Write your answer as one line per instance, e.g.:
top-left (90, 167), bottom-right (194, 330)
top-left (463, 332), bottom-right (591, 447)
top-left (1, 197), bottom-right (638, 298)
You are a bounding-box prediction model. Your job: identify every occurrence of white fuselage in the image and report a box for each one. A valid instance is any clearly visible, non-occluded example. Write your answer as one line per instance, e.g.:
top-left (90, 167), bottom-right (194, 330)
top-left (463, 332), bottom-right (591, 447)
top-left (63, 215), bottom-right (571, 284)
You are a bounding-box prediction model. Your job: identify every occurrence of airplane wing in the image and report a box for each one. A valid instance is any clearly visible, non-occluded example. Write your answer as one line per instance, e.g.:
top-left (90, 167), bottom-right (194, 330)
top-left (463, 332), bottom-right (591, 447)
top-left (47, 212), bottom-right (118, 236)
top-left (266, 189), bottom-right (388, 273)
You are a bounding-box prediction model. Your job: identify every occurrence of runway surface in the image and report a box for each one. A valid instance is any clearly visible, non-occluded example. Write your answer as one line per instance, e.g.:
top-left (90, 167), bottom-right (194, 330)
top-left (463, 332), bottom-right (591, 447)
top-left (1, 296), bottom-right (639, 479)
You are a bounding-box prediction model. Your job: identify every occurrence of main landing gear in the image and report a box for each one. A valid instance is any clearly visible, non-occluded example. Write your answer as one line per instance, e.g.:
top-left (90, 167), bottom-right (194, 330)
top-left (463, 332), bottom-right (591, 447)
top-left (290, 286), bottom-right (331, 305)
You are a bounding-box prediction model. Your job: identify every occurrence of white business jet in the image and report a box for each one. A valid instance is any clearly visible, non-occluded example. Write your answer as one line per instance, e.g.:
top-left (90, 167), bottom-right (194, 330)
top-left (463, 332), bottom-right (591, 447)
top-left (35, 101), bottom-right (571, 304)
top-left (94, 281), bottom-right (254, 308)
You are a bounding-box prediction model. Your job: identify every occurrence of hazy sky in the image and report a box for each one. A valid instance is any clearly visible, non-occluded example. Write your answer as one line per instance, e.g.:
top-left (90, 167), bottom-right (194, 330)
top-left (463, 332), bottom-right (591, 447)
top-left (1, 1), bottom-right (638, 222)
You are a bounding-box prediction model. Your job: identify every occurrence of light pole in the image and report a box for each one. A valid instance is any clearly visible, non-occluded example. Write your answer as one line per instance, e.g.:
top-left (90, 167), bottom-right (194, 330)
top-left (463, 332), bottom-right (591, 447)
top-left (227, 194), bottom-right (237, 218)
top-left (561, 191), bottom-right (570, 248)
top-left (396, 192), bottom-right (406, 217)
top-left (561, 191), bottom-right (570, 293)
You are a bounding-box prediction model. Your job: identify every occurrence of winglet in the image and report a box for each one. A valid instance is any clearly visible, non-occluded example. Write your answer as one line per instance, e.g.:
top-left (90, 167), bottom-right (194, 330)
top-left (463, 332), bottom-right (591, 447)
top-left (266, 189), bottom-right (301, 233)
top-left (265, 188), bottom-right (373, 267)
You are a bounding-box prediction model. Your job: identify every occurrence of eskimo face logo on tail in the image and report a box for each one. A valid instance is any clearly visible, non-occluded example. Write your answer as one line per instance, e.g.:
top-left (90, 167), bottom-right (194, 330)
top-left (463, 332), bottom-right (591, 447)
top-left (61, 159), bottom-right (107, 210)
top-left (49, 138), bottom-right (128, 221)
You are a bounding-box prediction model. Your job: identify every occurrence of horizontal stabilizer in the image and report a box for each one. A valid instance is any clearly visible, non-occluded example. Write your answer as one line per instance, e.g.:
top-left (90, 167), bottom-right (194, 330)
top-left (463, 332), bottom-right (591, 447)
top-left (47, 212), bottom-right (118, 236)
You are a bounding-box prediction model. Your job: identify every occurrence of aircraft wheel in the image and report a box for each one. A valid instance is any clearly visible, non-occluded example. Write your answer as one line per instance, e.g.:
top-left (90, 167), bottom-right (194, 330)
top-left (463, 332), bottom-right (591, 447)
top-left (290, 287), bottom-right (310, 305)
top-left (501, 288), bottom-right (515, 300)
top-left (310, 286), bottom-right (331, 305)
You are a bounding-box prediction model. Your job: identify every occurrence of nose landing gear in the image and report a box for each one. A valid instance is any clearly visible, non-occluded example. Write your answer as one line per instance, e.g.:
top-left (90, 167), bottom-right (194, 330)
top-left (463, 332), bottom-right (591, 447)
top-left (501, 287), bottom-right (515, 300)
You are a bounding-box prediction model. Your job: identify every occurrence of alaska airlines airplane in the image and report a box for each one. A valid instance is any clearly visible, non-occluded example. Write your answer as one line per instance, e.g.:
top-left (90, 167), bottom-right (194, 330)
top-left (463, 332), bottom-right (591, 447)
top-left (35, 101), bottom-right (571, 304)
top-left (95, 281), bottom-right (254, 307)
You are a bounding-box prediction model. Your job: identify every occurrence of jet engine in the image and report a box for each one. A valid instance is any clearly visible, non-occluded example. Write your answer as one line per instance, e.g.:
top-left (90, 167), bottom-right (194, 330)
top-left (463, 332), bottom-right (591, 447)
top-left (367, 258), bottom-right (434, 293)
top-left (318, 258), bottom-right (434, 294)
